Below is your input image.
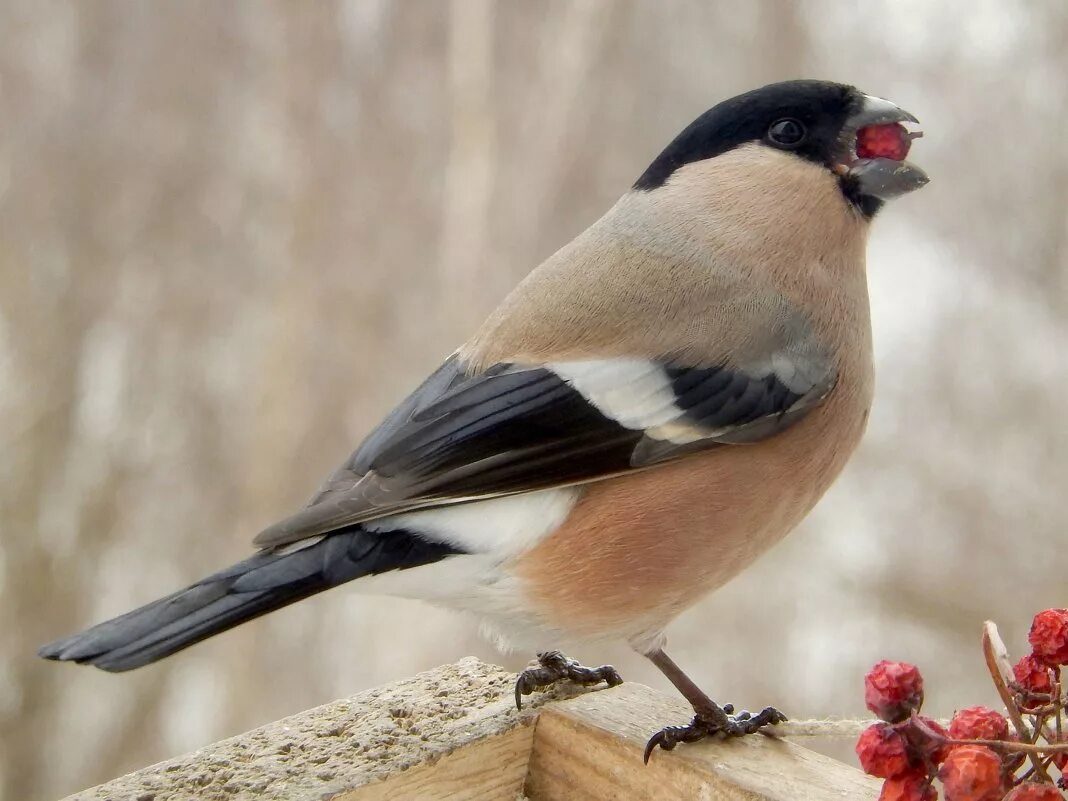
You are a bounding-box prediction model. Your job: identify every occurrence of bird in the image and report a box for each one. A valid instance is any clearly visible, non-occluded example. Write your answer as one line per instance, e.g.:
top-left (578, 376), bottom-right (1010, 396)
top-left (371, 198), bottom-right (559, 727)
top-left (39, 79), bottom-right (928, 759)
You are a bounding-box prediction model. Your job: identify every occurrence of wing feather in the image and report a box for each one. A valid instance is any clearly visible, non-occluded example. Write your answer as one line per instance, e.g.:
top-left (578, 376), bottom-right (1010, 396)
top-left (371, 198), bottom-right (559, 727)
top-left (253, 347), bottom-right (835, 549)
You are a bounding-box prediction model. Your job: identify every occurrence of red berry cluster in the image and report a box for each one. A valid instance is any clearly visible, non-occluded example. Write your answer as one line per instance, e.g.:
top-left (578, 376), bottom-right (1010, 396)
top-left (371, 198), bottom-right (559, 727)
top-left (1011, 610), bottom-right (1068, 708)
top-left (856, 609), bottom-right (1068, 800)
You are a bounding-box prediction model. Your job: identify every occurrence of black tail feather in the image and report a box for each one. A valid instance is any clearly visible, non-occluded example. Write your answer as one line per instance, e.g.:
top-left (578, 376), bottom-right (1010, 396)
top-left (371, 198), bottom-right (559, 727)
top-left (38, 526), bottom-right (459, 672)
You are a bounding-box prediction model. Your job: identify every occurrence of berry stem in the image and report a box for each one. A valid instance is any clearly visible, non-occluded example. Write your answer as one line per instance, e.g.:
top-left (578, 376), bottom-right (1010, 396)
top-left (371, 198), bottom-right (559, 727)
top-left (983, 621), bottom-right (1053, 781)
top-left (1054, 674), bottom-right (1063, 745)
top-left (911, 714), bottom-right (1068, 754)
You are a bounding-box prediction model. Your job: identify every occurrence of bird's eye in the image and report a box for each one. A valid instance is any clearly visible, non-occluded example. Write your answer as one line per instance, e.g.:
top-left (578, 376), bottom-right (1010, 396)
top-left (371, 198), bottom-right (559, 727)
top-left (767, 118), bottom-right (806, 147)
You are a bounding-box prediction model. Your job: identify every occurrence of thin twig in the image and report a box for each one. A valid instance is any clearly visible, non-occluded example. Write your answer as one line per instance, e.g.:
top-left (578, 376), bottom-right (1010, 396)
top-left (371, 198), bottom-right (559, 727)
top-left (984, 621), bottom-right (1032, 738)
top-left (1055, 674), bottom-right (1063, 745)
top-left (911, 714), bottom-right (1068, 755)
top-left (983, 621), bottom-right (1052, 780)
top-left (1019, 702), bottom-right (1060, 716)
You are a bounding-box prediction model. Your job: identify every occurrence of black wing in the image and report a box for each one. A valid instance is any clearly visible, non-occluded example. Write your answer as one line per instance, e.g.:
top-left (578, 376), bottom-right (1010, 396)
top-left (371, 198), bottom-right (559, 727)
top-left (253, 351), bottom-right (835, 549)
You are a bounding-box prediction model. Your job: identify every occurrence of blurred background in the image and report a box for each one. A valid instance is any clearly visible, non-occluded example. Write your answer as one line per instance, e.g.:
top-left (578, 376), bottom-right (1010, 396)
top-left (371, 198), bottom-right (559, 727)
top-left (2, 1), bottom-right (1066, 798)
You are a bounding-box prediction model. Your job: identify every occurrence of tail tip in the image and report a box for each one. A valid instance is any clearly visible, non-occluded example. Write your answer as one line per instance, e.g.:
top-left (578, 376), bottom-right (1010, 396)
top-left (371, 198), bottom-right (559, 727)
top-left (38, 636), bottom-right (76, 662)
top-left (37, 634), bottom-right (111, 668)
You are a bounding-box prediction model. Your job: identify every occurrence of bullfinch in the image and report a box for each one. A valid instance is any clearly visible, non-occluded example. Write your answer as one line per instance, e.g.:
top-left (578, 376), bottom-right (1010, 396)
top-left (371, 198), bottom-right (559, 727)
top-left (40, 79), bottom-right (928, 757)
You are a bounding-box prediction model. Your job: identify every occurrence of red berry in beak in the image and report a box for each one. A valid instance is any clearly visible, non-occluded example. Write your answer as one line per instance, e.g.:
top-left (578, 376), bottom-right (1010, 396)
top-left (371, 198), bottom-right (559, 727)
top-left (856, 123), bottom-right (912, 161)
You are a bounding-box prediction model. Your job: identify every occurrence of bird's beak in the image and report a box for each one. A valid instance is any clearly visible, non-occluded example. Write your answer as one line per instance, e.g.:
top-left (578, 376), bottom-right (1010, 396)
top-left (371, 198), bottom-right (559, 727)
top-left (836, 94), bottom-right (929, 200)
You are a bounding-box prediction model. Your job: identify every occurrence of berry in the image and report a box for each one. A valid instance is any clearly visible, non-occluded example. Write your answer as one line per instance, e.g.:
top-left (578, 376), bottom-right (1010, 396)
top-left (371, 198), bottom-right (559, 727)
top-left (880, 775), bottom-right (936, 801)
top-left (866, 660), bottom-right (925, 723)
top-left (1047, 734), bottom-right (1068, 772)
top-left (856, 123), bottom-right (912, 161)
top-left (938, 745), bottom-right (1005, 801)
top-left (1014, 654), bottom-right (1054, 695)
top-left (948, 707), bottom-right (1010, 742)
top-left (857, 722), bottom-right (913, 778)
top-left (1002, 785), bottom-right (1064, 800)
top-left (880, 771), bottom-right (938, 801)
top-left (1029, 609), bottom-right (1068, 666)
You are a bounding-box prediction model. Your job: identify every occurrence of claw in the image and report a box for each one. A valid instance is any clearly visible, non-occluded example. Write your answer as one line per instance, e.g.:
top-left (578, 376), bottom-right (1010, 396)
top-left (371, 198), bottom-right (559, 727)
top-left (514, 650), bottom-right (623, 710)
top-left (642, 731), bottom-right (664, 764)
top-left (642, 725), bottom-right (687, 763)
top-left (643, 705), bottom-right (787, 763)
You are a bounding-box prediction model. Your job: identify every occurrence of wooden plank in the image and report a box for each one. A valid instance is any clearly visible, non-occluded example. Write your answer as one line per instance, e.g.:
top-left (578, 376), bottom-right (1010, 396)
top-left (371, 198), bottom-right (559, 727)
top-left (338, 727), bottom-right (531, 801)
top-left (525, 682), bottom-right (880, 801)
top-left (62, 658), bottom-right (538, 801)
top-left (60, 658), bottom-right (879, 801)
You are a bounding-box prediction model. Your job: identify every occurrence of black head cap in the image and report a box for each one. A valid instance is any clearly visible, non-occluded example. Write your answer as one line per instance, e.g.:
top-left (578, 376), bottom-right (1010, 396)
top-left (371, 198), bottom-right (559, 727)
top-left (634, 80), bottom-right (863, 192)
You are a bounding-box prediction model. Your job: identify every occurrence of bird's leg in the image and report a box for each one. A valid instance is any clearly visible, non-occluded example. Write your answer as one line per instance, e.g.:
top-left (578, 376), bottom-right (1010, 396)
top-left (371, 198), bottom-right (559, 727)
top-left (514, 650), bottom-right (623, 709)
top-left (642, 648), bottom-right (786, 763)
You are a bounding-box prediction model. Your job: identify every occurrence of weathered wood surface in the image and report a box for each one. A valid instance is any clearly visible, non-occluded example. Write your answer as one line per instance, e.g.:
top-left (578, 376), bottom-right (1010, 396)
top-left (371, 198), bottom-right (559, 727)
top-left (528, 681), bottom-right (881, 801)
top-left (62, 658), bottom-right (537, 801)
top-left (61, 657), bottom-right (880, 801)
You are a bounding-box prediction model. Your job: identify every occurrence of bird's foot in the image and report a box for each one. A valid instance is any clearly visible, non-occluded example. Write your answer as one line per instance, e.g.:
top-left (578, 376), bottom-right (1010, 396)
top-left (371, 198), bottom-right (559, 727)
top-left (643, 704), bottom-right (787, 763)
top-left (514, 650), bottom-right (623, 710)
